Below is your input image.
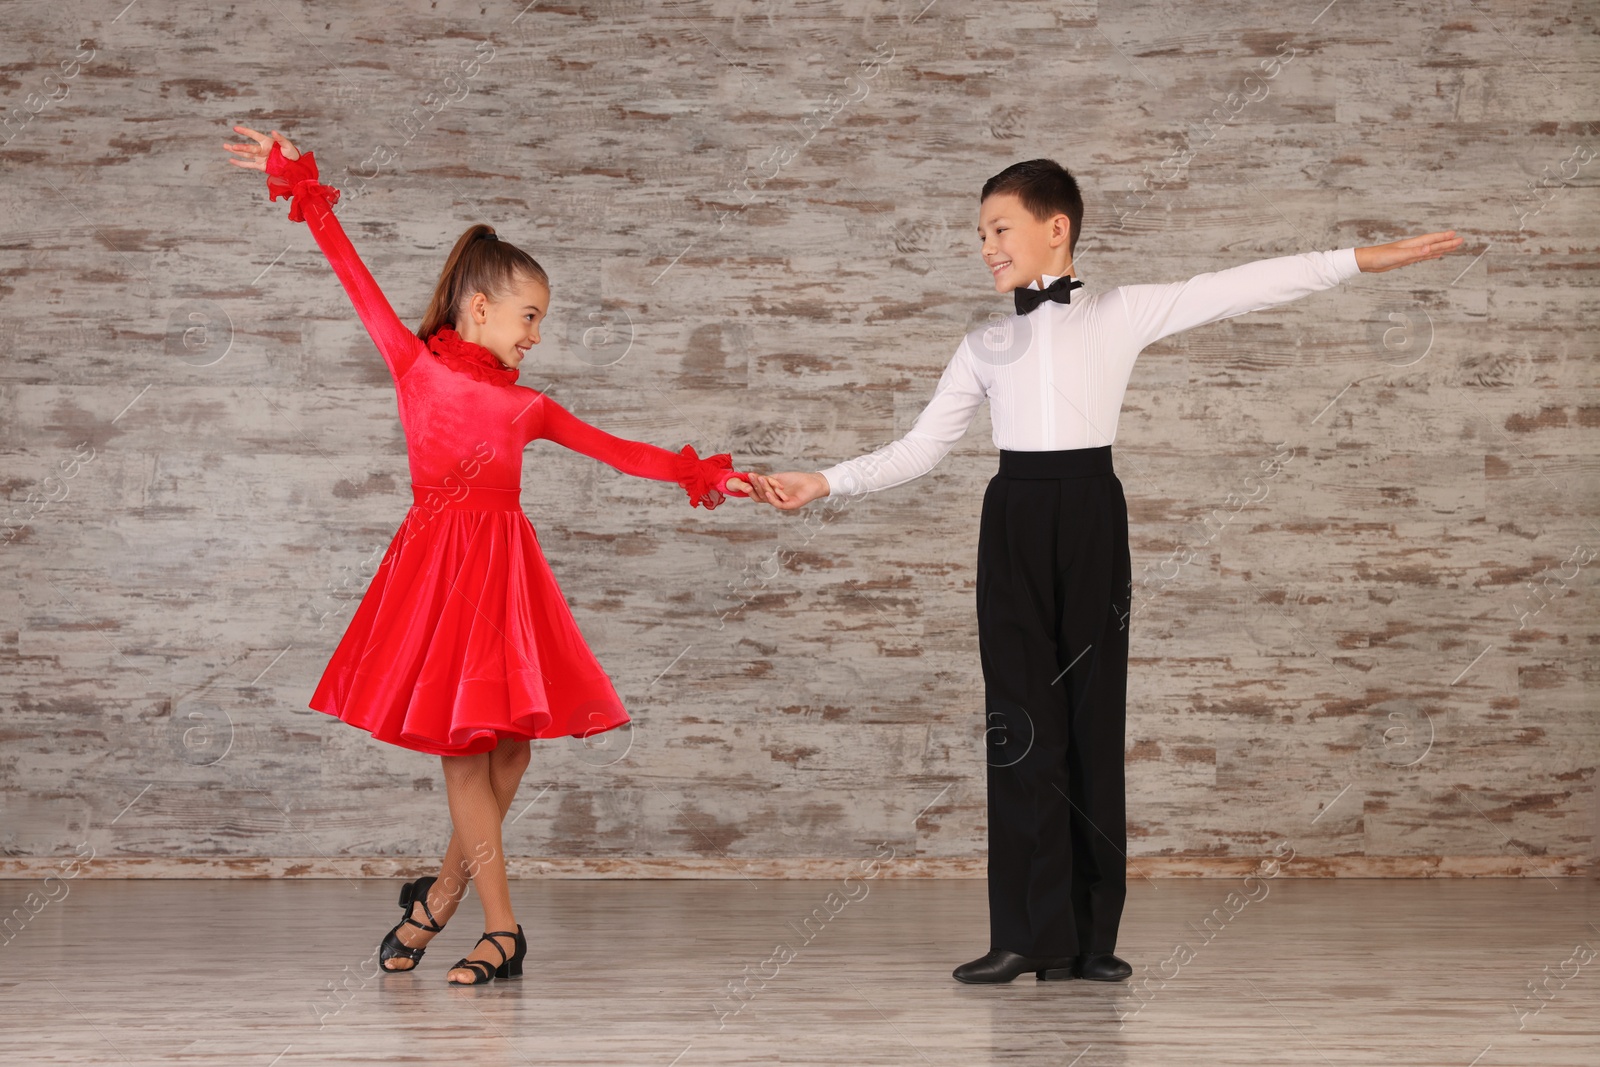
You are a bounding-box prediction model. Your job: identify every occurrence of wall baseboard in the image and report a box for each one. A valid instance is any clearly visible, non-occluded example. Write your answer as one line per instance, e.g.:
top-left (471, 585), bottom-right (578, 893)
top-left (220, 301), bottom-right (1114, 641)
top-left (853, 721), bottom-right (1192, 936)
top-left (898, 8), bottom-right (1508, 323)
top-left (0, 855), bottom-right (1590, 879)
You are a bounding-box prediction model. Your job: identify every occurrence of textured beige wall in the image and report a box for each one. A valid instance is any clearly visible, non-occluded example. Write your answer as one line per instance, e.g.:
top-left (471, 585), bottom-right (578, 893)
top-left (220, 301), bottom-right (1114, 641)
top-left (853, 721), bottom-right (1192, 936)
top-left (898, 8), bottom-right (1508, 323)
top-left (1, 0), bottom-right (1595, 875)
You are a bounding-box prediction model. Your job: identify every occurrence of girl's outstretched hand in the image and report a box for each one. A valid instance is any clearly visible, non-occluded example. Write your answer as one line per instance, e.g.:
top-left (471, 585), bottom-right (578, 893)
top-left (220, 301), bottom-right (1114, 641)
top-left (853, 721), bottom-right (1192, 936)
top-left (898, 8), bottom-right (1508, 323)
top-left (1355, 231), bottom-right (1464, 273)
top-left (222, 125), bottom-right (302, 171)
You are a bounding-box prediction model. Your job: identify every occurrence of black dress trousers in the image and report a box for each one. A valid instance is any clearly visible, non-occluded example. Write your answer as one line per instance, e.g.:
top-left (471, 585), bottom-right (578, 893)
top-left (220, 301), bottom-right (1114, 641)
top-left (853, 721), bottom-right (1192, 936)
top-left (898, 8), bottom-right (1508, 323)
top-left (977, 446), bottom-right (1132, 957)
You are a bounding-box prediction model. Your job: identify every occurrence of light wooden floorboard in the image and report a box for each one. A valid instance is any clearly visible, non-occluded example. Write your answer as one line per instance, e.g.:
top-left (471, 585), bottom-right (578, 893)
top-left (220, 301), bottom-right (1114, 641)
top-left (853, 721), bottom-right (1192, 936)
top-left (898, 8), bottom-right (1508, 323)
top-left (0, 879), bottom-right (1595, 1065)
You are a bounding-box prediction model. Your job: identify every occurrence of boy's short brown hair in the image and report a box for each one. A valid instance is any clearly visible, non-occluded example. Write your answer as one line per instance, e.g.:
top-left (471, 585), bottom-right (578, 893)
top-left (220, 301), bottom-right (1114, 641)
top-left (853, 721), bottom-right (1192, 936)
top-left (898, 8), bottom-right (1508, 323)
top-left (981, 159), bottom-right (1084, 258)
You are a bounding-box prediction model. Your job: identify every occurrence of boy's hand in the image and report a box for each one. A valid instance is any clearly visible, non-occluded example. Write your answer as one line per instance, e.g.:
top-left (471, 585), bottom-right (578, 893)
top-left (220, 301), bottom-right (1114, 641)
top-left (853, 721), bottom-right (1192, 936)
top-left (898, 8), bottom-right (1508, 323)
top-left (1355, 231), bottom-right (1463, 273)
top-left (748, 471), bottom-right (829, 511)
top-left (223, 125), bottom-right (302, 171)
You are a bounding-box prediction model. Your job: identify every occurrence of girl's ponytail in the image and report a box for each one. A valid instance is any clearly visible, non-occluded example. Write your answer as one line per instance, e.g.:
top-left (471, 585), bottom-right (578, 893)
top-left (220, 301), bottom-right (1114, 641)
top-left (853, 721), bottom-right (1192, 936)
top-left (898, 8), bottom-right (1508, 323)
top-left (416, 223), bottom-right (549, 341)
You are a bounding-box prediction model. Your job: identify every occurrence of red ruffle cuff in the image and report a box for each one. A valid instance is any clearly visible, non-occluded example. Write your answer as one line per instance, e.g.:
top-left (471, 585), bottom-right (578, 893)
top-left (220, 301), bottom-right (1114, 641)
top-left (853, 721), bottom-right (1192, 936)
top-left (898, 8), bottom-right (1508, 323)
top-left (265, 141), bottom-right (341, 222)
top-left (676, 445), bottom-right (750, 510)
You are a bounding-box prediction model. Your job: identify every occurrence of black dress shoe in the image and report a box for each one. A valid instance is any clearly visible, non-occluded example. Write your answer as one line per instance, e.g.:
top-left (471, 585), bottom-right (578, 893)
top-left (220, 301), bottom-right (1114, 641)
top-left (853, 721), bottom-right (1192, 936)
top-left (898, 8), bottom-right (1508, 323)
top-left (952, 949), bottom-right (1079, 984)
top-left (1076, 952), bottom-right (1132, 981)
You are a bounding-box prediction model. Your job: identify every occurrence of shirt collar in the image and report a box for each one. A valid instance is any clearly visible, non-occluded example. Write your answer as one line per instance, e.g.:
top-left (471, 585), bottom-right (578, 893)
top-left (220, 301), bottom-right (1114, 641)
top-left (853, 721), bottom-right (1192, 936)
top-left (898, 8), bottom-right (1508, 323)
top-left (1027, 271), bottom-right (1080, 291)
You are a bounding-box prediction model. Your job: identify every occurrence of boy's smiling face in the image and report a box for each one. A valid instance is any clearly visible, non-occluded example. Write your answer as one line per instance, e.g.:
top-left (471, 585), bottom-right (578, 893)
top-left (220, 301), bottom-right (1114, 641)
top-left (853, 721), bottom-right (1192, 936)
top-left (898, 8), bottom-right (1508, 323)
top-left (978, 191), bottom-right (1073, 293)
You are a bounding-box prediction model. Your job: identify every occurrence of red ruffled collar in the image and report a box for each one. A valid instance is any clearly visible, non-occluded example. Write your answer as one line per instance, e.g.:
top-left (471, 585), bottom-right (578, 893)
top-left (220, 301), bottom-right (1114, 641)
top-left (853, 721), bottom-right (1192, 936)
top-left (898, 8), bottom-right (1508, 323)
top-left (426, 326), bottom-right (520, 387)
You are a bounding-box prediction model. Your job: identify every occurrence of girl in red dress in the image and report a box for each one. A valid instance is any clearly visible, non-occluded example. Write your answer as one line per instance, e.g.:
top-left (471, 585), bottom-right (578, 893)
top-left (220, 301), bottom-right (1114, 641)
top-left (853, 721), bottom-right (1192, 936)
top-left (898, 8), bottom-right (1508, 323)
top-left (224, 126), bottom-right (752, 986)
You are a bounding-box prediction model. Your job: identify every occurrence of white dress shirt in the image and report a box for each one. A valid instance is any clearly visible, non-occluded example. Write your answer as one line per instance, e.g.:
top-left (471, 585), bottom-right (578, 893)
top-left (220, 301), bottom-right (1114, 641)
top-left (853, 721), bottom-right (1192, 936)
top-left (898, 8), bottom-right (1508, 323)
top-left (817, 247), bottom-right (1362, 496)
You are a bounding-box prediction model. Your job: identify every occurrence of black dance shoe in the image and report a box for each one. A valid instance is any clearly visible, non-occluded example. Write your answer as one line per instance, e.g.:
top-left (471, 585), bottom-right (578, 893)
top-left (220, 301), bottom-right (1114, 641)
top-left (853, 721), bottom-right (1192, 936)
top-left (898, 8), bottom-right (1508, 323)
top-left (1076, 952), bottom-right (1133, 981)
top-left (952, 949), bottom-right (1079, 984)
top-left (447, 924), bottom-right (526, 986)
top-left (378, 875), bottom-right (446, 973)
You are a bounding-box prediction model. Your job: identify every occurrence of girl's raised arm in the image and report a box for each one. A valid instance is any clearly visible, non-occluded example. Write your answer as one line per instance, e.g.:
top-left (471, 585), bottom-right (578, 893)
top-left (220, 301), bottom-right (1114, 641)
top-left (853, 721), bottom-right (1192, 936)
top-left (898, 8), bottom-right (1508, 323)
top-left (223, 126), bottom-right (422, 380)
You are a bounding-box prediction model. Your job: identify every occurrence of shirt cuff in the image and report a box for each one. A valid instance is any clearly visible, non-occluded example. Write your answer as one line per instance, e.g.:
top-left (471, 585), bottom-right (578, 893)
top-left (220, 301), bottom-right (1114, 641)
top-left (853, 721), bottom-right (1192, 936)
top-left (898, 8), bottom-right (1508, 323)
top-left (815, 464), bottom-right (854, 497)
top-left (1334, 246), bottom-right (1361, 281)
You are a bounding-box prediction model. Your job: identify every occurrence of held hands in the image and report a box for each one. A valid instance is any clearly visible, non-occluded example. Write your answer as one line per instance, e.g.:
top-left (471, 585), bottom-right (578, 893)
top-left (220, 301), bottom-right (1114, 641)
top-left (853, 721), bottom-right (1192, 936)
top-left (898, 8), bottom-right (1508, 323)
top-left (705, 470), bottom-right (831, 511)
top-left (745, 471), bottom-right (830, 511)
top-left (1355, 231), bottom-right (1464, 273)
top-left (222, 125), bottom-right (302, 171)
top-left (705, 471), bottom-right (827, 511)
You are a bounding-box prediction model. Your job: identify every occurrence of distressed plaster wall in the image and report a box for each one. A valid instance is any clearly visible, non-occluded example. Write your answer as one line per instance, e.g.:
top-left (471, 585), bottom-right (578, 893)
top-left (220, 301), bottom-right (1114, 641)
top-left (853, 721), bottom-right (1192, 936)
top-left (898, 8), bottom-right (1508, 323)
top-left (1, 0), bottom-right (1595, 876)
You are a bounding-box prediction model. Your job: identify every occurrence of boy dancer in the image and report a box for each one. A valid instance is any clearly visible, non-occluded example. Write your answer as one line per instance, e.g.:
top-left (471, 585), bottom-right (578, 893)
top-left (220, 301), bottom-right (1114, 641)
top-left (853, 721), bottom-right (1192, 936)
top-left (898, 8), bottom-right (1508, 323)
top-left (750, 159), bottom-right (1459, 984)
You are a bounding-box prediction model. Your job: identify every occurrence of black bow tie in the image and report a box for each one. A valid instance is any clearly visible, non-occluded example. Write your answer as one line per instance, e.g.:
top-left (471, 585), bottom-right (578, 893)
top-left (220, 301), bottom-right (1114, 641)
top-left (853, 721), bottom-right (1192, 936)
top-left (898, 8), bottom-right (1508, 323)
top-left (1014, 275), bottom-right (1084, 315)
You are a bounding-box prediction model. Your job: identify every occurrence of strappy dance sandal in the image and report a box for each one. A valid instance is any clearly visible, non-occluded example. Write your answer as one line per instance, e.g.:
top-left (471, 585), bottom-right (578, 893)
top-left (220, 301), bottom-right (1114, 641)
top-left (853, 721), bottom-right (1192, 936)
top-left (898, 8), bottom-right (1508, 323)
top-left (378, 875), bottom-right (446, 973)
top-left (447, 924), bottom-right (526, 986)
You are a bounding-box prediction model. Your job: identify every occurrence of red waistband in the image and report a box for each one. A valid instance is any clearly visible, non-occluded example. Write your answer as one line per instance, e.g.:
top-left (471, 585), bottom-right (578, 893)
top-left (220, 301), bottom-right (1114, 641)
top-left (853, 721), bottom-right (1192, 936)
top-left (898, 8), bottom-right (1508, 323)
top-left (410, 483), bottom-right (522, 511)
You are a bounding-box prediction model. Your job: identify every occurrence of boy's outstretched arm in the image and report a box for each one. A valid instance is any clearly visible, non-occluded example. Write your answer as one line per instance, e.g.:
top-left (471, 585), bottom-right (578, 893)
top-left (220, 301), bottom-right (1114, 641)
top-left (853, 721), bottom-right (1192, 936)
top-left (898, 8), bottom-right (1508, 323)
top-left (1355, 231), bottom-right (1462, 272)
top-left (1118, 230), bottom-right (1462, 351)
top-left (749, 233), bottom-right (1462, 510)
top-left (750, 337), bottom-right (989, 512)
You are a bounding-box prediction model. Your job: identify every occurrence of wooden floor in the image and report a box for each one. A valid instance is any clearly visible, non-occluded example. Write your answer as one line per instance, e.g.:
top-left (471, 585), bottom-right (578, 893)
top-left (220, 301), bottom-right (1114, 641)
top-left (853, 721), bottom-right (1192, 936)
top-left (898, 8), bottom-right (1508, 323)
top-left (1, 878), bottom-right (1595, 1065)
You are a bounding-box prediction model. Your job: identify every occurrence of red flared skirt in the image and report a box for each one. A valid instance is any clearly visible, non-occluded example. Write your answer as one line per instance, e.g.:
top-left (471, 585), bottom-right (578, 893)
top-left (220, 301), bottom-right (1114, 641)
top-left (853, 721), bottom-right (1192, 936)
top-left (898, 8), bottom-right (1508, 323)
top-left (309, 484), bottom-right (630, 757)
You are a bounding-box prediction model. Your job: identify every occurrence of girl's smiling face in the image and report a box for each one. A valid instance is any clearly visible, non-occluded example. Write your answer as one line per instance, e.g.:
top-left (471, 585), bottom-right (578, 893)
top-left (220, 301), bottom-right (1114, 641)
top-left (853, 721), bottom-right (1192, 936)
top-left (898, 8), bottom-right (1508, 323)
top-left (459, 274), bottom-right (549, 368)
top-left (978, 192), bottom-right (1073, 293)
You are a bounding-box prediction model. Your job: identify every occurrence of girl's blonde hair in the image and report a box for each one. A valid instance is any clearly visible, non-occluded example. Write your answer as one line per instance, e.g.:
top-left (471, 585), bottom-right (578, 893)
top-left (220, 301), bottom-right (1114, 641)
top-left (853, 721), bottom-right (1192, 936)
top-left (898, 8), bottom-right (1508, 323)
top-left (416, 224), bottom-right (548, 340)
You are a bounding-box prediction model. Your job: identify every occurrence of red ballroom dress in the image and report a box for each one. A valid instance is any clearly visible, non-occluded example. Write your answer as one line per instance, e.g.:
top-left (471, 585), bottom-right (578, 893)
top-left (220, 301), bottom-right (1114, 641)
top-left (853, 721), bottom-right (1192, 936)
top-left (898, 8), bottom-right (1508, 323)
top-left (262, 143), bottom-right (746, 758)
